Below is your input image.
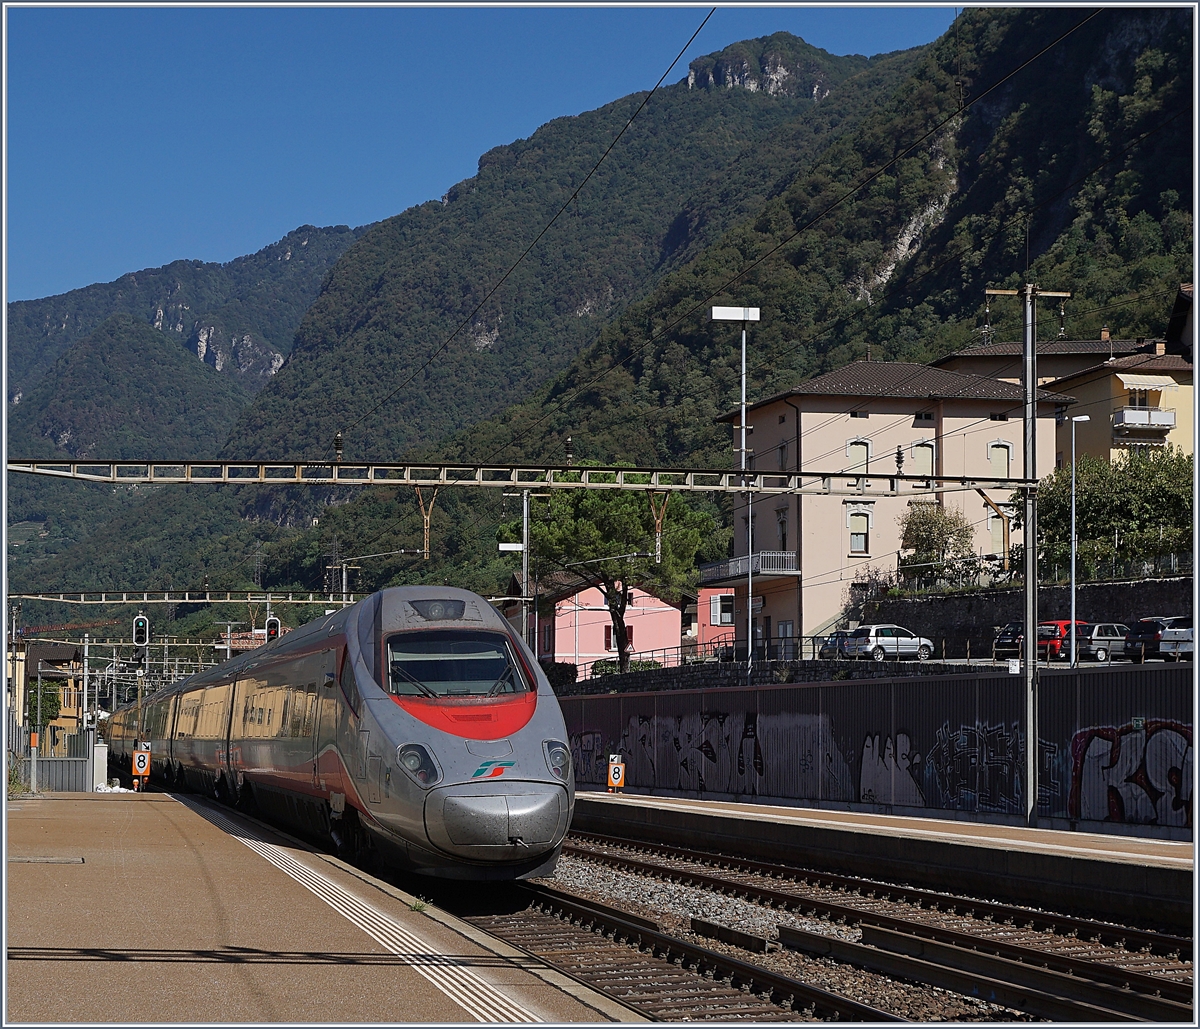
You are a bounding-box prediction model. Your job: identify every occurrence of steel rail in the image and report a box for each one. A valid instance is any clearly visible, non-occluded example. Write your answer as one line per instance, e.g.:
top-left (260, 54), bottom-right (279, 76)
top-left (9, 591), bottom-right (359, 607)
top-left (569, 831), bottom-right (1193, 959)
top-left (6, 458), bottom-right (1031, 498)
top-left (565, 840), bottom-right (1193, 1014)
top-left (518, 882), bottom-right (905, 1022)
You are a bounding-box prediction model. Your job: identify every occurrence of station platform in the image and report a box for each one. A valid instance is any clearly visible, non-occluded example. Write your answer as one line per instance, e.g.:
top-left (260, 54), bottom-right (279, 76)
top-left (6, 793), bottom-right (640, 1024)
top-left (573, 792), bottom-right (1194, 933)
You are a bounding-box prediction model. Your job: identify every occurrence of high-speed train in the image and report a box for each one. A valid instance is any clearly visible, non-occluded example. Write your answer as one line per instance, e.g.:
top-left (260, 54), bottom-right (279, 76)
top-left (107, 587), bottom-right (574, 879)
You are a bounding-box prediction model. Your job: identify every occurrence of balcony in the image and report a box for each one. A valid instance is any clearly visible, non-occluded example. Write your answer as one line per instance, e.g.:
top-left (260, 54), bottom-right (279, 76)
top-left (1113, 406), bottom-right (1175, 442)
top-left (699, 551), bottom-right (799, 584)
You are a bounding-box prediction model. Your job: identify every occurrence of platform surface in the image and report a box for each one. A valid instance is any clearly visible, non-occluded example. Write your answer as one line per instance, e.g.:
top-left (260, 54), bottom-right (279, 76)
top-left (582, 792), bottom-right (1194, 870)
top-left (6, 793), bottom-right (637, 1024)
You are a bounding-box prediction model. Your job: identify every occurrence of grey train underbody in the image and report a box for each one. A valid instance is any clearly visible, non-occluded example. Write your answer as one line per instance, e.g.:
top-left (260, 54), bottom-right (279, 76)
top-left (107, 587), bottom-right (575, 879)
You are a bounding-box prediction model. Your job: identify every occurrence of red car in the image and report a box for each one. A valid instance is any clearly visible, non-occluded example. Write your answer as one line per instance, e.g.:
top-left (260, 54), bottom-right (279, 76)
top-left (1037, 620), bottom-right (1089, 660)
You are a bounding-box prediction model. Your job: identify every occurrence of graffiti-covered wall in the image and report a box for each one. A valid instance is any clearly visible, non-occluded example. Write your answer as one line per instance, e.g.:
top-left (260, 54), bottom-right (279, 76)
top-left (561, 664), bottom-right (1192, 837)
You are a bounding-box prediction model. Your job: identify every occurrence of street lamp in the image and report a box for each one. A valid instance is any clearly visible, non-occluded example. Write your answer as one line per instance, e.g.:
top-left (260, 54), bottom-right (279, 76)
top-left (712, 306), bottom-right (761, 684)
top-left (1070, 415), bottom-right (1090, 667)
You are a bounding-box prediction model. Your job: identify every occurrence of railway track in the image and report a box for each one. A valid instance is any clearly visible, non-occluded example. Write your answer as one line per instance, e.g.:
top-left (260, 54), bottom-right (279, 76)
top-left (466, 883), bottom-right (904, 1021)
top-left (557, 832), bottom-right (1193, 1022)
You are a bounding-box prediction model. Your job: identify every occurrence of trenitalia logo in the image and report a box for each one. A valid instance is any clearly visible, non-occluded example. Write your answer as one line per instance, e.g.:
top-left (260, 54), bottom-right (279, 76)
top-left (471, 760), bottom-right (516, 778)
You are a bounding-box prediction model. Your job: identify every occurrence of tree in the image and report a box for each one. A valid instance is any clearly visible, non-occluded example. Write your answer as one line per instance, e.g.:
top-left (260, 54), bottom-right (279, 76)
top-left (514, 485), bottom-right (711, 673)
top-left (26, 679), bottom-right (62, 734)
top-left (898, 502), bottom-right (975, 565)
top-left (1035, 448), bottom-right (1192, 566)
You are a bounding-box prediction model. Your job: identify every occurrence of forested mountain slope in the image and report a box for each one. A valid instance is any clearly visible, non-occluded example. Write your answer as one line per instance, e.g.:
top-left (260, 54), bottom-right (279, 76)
top-left (11, 10), bottom-right (1192, 617)
top-left (226, 34), bottom-right (923, 461)
top-left (7, 223), bottom-right (364, 400)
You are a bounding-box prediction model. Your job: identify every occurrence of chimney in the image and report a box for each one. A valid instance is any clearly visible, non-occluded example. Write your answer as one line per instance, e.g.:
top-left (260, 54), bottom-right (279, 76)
top-left (1155, 341), bottom-right (1166, 356)
top-left (1100, 325), bottom-right (1110, 341)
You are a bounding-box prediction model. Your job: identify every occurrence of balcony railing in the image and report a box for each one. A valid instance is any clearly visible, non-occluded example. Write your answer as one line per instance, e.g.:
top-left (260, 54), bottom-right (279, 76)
top-left (699, 550), bottom-right (799, 583)
top-left (1113, 406), bottom-right (1175, 432)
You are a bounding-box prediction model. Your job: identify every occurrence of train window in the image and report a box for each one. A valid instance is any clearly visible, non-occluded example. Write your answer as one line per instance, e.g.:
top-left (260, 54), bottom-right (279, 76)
top-left (385, 630), bottom-right (530, 698)
top-left (340, 658), bottom-right (362, 716)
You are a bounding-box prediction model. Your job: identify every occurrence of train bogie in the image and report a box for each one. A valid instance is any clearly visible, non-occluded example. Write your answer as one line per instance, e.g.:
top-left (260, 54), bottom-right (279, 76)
top-left (110, 586), bottom-right (575, 879)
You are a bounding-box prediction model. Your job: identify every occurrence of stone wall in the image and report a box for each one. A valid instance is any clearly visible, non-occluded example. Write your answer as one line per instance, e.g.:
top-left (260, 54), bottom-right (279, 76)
top-left (862, 576), bottom-right (1192, 659)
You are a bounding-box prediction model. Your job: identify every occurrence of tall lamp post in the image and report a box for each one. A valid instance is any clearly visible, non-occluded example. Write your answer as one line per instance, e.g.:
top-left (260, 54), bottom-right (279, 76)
top-left (1069, 415), bottom-right (1090, 667)
top-left (712, 306), bottom-right (761, 686)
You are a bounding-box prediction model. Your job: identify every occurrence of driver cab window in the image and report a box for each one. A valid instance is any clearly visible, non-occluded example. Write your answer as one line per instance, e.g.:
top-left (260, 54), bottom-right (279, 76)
top-left (386, 630), bottom-right (530, 698)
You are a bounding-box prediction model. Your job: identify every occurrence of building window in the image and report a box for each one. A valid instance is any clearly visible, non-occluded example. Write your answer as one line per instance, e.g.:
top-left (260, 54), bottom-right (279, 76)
top-left (989, 512), bottom-right (1005, 556)
top-left (711, 594), bottom-right (735, 626)
top-left (777, 442), bottom-right (788, 470)
top-left (990, 413), bottom-right (1009, 421)
top-left (912, 442), bottom-right (934, 478)
top-left (1129, 389), bottom-right (1150, 409)
top-left (776, 508), bottom-right (788, 551)
top-left (777, 620), bottom-right (794, 639)
top-left (850, 410), bottom-right (869, 419)
top-left (989, 442), bottom-right (1011, 479)
top-left (915, 411), bottom-right (934, 422)
top-left (849, 512), bottom-right (869, 554)
top-left (846, 440), bottom-right (869, 473)
top-left (541, 622), bottom-right (553, 655)
top-left (778, 413), bottom-right (786, 424)
top-left (604, 624), bottom-right (634, 650)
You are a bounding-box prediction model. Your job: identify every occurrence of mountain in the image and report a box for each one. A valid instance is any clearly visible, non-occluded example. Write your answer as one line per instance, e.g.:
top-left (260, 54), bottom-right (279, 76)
top-left (10, 11), bottom-right (1192, 620)
top-left (9, 313), bottom-right (252, 460)
top-left (225, 35), bottom-right (921, 462)
top-left (6, 223), bottom-right (365, 402)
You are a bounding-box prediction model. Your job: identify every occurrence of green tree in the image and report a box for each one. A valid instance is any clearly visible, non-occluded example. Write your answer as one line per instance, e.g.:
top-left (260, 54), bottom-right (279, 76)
top-left (1035, 448), bottom-right (1192, 568)
top-left (899, 502), bottom-right (975, 564)
top-left (515, 486), bottom-right (711, 673)
top-left (26, 680), bottom-right (62, 734)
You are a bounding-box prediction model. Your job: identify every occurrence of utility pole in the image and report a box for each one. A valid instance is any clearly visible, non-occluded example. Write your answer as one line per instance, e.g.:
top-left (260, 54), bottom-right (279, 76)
top-left (522, 489), bottom-right (531, 649)
top-left (986, 283), bottom-right (1069, 828)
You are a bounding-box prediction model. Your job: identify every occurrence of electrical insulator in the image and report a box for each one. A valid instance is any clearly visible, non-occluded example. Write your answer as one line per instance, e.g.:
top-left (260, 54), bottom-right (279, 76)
top-left (265, 616), bottom-right (281, 643)
top-left (132, 615), bottom-right (150, 648)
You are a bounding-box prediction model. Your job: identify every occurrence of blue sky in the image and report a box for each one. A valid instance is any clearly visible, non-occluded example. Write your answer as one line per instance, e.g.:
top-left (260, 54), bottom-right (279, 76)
top-left (5, 6), bottom-right (957, 301)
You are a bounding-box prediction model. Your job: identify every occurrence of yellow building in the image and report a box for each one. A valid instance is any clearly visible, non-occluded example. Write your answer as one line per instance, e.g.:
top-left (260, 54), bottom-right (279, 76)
top-left (1047, 350), bottom-right (1193, 465)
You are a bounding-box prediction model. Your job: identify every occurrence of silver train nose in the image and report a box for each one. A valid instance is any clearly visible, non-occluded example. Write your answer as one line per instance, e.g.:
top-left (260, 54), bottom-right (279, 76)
top-left (425, 781), bottom-right (569, 858)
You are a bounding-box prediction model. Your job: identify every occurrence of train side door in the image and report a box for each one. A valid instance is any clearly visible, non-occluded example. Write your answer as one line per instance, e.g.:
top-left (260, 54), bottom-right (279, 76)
top-left (313, 651), bottom-right (343, 795)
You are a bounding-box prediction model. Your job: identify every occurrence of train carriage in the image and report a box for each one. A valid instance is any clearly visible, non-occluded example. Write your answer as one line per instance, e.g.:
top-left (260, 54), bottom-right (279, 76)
top-left (111, 586), bottom-right (574, 879)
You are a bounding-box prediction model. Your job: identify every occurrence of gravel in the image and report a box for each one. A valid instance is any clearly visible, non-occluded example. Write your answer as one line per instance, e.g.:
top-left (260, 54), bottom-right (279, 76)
top-left (544, 853), bottom-right (1042, 1021)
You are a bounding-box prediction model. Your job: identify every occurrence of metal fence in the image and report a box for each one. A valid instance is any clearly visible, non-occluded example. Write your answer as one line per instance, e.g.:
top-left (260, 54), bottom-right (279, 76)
top-left (893, 551), bottom-right (1192, 594)
top-left (7, 715), bottom-right (97, 793)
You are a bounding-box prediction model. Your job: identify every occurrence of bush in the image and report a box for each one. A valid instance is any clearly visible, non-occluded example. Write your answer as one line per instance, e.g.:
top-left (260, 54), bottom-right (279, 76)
top-left (539, 660), bottom-right (577, 690)
top-left (591, 659), bottom-right (663, 677)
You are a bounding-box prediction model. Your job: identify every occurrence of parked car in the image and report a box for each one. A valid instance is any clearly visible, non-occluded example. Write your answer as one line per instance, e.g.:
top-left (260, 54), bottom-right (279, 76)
top-left (993, 622), bottom-right (1023, 660)
top-left (844, 624), bottom-right (933, 661)
top-left (1072, 623), bottom-right (1130, 663)
top-left (1124, 616), bottom-right (1190, 662)
top-left (818, 630), bottom-right (852, 660)
top-left (1037, 620), bottom-right (1088, 661)
top-left (1159, 617), bottom-right (1193, 661)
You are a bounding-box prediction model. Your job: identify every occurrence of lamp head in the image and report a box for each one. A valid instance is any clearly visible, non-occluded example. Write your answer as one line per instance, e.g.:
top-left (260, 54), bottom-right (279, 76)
top-left (1072, 415), bottom-right (1091, 423)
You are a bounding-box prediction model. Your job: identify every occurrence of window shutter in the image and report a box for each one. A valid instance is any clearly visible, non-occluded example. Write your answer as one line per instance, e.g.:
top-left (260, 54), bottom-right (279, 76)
top-left (626, 624), bottom-right (634, 649)
top-left (710, 595), bottom-right (721, 625)
top-left (604, 625), bottom-right (612, 651)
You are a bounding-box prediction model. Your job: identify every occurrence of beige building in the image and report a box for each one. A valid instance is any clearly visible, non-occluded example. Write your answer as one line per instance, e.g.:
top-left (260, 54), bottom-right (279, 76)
top-left (1047, 350), bottom-right (1193, 464)
top-left (701, 361), bottom-right (1068, 649)
top-left (933, 333), bottom-right (1152, 385)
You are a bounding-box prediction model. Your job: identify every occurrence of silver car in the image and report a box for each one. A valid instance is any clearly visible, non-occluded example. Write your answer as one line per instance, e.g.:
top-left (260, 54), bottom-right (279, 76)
top-left (845, 624), bottom-right (934, 661)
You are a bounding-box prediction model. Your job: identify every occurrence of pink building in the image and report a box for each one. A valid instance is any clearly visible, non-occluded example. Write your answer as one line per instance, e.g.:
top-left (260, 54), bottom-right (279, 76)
top-left (696, 586), bottom-right (737, 650)
top-left (503, 573), bottom-right (682, 676)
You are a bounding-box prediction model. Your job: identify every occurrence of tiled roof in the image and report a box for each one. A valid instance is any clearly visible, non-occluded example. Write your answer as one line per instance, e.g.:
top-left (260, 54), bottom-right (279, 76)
top-left (932, 338), bottom-right (1151, 363)
top-left (718, 361), bottom-right (1072, 421)
top-left (1047, 352), bottom-right (1193, 388)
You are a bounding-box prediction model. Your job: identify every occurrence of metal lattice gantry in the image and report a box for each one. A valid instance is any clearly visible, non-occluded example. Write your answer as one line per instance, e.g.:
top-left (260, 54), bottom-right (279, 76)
top-left (7, 591), bottom-right (360, 607)
top-left (6, 459), bottom-right (1032, 497)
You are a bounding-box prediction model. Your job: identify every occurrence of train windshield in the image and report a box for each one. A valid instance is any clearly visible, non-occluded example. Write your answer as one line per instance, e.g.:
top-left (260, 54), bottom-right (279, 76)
top-left (386, 630), bottom-right (531, 698)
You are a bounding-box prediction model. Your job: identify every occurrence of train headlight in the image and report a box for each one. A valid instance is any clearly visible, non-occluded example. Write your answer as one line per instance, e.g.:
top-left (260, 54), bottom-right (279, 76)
top-left (397, 744), bottom-right (442, 788)
top-left (543, 741), bottom-right (571, 782)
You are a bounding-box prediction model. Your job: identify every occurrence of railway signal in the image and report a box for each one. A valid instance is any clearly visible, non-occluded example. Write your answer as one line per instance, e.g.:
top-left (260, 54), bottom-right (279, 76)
top-left (265, 616), bottom-right (281, 642)
top-left (132, 614), bottom-right (150, 647)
